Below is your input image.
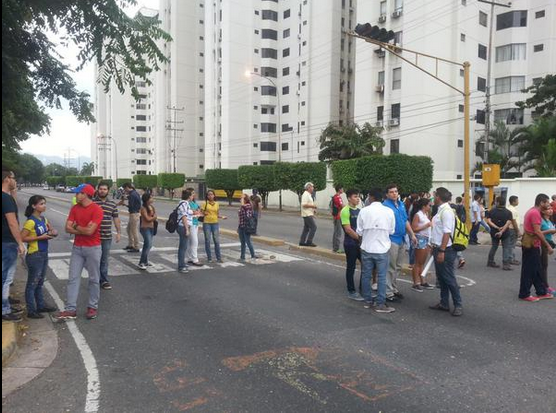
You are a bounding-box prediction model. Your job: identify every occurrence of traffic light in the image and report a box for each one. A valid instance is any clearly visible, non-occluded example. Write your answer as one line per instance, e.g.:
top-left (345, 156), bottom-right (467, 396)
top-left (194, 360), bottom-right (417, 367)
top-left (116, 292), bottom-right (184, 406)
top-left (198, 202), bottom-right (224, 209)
top-left (354, 23), bottom-right (395, 43)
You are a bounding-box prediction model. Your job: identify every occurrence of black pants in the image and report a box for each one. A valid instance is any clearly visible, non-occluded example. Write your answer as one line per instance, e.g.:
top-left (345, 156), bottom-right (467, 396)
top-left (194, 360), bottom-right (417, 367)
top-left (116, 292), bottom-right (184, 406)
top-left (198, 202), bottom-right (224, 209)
top-left (344, 244), bottom-right (362, 294)
top-left (300, 216), bottom-right (317, 244)
top-left (519, 247), bottom-right (547, 299)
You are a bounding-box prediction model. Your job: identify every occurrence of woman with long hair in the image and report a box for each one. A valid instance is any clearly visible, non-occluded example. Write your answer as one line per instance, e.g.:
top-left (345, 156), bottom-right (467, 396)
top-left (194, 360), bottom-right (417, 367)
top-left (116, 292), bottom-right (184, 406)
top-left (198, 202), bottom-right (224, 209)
top-left (201, 190), bottom-right (227, 263)
top-left (21, 195), bottom-right (57, 318)
top-left (138, 192), bottom-right (157, 270)
top-left (410, 198), bottom-right (434, 292)
top-left (238, 194), bottom-right (256, 261)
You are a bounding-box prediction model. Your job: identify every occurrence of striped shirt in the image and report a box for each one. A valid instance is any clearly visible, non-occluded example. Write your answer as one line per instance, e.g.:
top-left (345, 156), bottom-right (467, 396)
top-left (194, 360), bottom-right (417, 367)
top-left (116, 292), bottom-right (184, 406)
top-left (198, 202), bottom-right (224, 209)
top-left (94, 198), bottom-right (119, 240)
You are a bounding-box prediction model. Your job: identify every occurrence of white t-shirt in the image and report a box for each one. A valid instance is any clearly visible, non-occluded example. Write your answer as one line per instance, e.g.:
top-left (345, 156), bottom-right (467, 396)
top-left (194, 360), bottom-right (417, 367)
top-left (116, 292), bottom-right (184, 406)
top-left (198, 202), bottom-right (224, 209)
top-left (415, 210), bottom-right (431, 237)
top-left (177, 200), bottom-right (193, 226)
top-left (431, 203), bottom-right (455, 247)
top-left (301, 191), bottom-right (315, 217)
top-left (471, 200), bottom-right (481, 223)
top-left (356, 202), bottom-right (395, 254)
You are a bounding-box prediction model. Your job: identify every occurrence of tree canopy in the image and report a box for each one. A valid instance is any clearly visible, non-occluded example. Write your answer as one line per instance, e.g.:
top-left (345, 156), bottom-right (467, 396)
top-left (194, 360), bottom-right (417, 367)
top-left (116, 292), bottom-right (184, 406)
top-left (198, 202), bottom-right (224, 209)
top-left (516, 74), bottom-right (555, 118)
top-left (318, 122), bottom-right (384, 162)
top-left (2, 0), bottom-right (171, 151)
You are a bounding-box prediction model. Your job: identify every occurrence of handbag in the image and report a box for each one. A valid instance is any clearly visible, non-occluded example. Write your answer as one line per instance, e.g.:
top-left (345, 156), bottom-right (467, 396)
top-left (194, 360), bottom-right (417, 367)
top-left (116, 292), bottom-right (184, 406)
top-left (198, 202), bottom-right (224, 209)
top-left (153, 220), bottom-right (159, 236)
top-left (198, 202), bottom-right (208, 223)
top-left (521, 231), bottom-right (537, 248)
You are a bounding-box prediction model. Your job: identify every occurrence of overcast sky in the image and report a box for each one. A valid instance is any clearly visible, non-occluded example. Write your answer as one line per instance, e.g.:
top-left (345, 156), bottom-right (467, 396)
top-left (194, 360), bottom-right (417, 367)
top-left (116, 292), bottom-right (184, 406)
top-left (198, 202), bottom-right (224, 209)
top-left (20, 0), bottom-right (159, 159)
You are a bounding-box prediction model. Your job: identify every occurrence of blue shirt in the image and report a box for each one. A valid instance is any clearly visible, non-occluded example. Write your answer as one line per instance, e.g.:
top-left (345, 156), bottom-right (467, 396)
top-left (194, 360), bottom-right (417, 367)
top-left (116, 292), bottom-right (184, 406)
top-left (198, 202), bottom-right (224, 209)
top-left (383, 198), bottom-right (408, 245)
top-left (128, 190), bottom-right (141, 213)
top-left (190, 200), bottom-right (200, 226)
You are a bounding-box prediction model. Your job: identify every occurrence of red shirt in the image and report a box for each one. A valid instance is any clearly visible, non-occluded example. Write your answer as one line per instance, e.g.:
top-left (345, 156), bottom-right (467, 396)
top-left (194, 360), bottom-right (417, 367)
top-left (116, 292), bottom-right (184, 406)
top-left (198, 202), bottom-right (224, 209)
top-left (333, 194), bottom-right (344, 220)
top-left (523, 207), bottom-right (542, 248)
top-left (68, 202), bottom-right (104, 247)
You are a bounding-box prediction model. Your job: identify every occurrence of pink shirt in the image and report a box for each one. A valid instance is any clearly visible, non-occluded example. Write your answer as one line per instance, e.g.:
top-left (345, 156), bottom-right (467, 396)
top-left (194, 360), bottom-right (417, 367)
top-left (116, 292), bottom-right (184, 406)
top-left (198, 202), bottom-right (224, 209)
top-left (523, 207), bottom-right (542, 248)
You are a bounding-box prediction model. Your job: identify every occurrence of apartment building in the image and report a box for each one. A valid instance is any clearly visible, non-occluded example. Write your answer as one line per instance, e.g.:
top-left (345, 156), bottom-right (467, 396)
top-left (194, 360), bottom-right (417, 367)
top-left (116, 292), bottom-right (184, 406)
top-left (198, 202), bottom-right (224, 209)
top-left (204, 0), bottom-right (356, 169)
top-left (354, 0), bottom-right (556, 180)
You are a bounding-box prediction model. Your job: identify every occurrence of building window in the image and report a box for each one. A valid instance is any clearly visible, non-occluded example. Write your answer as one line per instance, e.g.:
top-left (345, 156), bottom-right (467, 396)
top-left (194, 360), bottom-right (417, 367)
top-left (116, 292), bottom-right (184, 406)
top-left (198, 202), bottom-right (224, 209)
top-left (282, 142), bottom-right (289, 151)
top-left (282, 48), bottom-right (290, 57)
top-left (283, 29), bottom-right (290, 38)
top-left (380, 1), bottom-right (387, 16)
top-left (532, 77), bottom-right (542, 86)
top-left (261, 123), bottom-right (277, 133)
top-left (255, 10), bottom-right (259, 15)
top-left (377, 106), bottom-right (384, 121)
top-left (261, 29), bottom-right (278, 40)
top-left (458, 139), bottom-right (464, 148)
top-left (254, 48), bottom-right (259, 54)
top-left (535, 10), bottom-right (545, 18)
top-left (261, 106), bottom-right (275, 115)
top-left (391, 103), bottom-right (400, 120)
top-left (479, 11), bottom-right (488, 27)
top-left (284, 9), bottom-right (290, 19)
top-left (262, 10), bottom-right (278, 21)
top-left (301, 121), bottom-right (305, 126)
top-left (136, 148), bottom-right (147, 154)
top-left (253, 143), bottom-right (259, 148)
top-left (477, 77), bottom-right (486, 92)
top-left (494, 76), bottom-right (525, 94)
top-left (282, 105), bottom-right (289, 113)
top-left (283, 67), bottom-right (290, 76)
top-left (136, 104), bottom-right (146, 110)
top-left (254, 87), bottom-right (259, 92)
top-left (136, 126), bottom-right (147, 132)
top-left (394, 31), bottom-right (403, 45)
top-left (392, 67), bottom-right (401, 89)
top-left (478, 44), bottom-right (487, 59)
top-left (459, 104), bottom-right (464, 113)
top-left (495, 43), bottom-right (526, 62)
top-left (476, 109), bottom-right (485, 124)
top-left (282, 86), bottom-right (289, 95)
top-left (199, 20), bottom-right (204, 24)
top-left (533, 44), bottom-right (544, 52)
top-left (260, 141), bottom-right (277, 151)
top-left (261, 67), bottom-right (277, 77)
top-left (199, 165), bottom-right (204, 169)
top-left (261, 85), bottom-right (277, 96)
top-left (460, 69), bottom-right (465, 77)
top-left (261, 48), bottom-right (278, 59)
top-left (282, 124), bottom-right (291, 132)
top-left (390, 139), bottom-right (400, 154)
top-left (254, 29), bottom-right (259, 35)
top-left (494, 108), bottom-right (524, 124)
top-left (136, 159), bottom-right (147, 165)
top-left (136, 137), bottom-right (147, 143)
top-left (136, 115), bottom-right (147, 121)
top-left (461, 33), bottom-right (466, 42)
top-left (496, 10), bottom-right (527, 30)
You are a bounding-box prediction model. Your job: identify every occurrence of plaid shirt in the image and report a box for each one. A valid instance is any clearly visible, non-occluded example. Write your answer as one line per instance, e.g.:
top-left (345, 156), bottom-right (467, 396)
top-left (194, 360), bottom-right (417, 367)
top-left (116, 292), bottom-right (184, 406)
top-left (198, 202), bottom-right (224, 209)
top-left (238, 204), bottom-right (253, 228)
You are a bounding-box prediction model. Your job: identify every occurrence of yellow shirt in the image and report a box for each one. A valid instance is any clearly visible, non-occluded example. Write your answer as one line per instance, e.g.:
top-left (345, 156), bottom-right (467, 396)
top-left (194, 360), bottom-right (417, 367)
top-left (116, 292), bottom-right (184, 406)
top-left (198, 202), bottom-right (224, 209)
top-left (202, 201), bottom-right (220, 224)
top-left (23, 217), bottom-right (49, 254)
top-left (301, 191), bottom-right (315, 217)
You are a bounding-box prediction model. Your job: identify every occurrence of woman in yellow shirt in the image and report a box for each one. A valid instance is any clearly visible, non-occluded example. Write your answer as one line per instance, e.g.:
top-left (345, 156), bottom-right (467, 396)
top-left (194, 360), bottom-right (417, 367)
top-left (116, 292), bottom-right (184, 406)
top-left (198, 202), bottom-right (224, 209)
top-left (21, 195), bottom-right (58, 318)
top-left (201, 190), bottom-right (227, 263)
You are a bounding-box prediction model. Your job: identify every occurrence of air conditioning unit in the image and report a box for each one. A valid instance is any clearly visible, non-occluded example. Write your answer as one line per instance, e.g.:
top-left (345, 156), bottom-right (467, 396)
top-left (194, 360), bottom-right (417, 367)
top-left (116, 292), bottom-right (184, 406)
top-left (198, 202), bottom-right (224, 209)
top-left (375, 84), bottom-right (385, 93)
top-left (389, 118), bottom-right (400, 126)
top-left (378, 14), bottom-right (387, 23)
top-left (374, 48), bottom-right (386, 58)
top-left (392, 9), bottom-right (403, 18)
top-left (375, 120), bottom-right (384, 127)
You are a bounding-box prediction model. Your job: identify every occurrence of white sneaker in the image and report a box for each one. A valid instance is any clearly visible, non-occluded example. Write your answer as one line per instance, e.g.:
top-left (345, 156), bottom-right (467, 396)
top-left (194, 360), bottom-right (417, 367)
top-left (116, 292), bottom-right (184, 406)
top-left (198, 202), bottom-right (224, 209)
top-left (138, 263), bottom-right (147, 270)
top-left (371, 283), bottom-right (378, 291)
top-left (147, 262), bottom-right (155, 267)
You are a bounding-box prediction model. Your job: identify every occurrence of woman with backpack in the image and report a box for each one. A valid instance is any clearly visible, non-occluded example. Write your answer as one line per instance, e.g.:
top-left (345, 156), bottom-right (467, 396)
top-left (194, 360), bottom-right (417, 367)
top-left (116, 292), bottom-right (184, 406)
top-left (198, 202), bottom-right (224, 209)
top-left (176, 189), bottom-right (194, 273)
top-left (138, 192), bottom-right (157, 270)
top-left (201, 190), bottom-right (227, 263)
top-left (238, 194), bottom-right (257, 261)
top-left (21, 195), bottom-right (58, 318)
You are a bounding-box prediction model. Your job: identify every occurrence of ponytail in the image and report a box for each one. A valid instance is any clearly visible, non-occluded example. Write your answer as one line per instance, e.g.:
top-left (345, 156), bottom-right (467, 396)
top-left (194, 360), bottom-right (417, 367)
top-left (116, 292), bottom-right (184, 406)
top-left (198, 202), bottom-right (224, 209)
top-left (25, 195), bottom-right (46, 218)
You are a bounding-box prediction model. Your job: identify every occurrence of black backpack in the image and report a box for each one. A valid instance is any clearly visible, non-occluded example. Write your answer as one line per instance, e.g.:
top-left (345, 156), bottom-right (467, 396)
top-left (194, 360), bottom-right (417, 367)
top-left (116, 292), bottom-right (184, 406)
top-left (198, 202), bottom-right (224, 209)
top-left (166, 206), bottom-right (180, 233)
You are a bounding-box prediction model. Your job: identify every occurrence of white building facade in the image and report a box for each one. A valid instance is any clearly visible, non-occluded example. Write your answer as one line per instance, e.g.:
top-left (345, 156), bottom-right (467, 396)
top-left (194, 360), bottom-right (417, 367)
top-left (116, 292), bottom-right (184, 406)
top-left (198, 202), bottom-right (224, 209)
top-left (204, 0), bottom-right (356, 169)
top-left (354, 0), bottom-right (556, 180)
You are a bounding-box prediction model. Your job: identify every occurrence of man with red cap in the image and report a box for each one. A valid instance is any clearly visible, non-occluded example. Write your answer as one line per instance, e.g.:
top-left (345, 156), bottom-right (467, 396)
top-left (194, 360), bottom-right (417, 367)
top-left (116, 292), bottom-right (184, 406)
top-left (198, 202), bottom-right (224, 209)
top-left (56, 184), bottom-right (104, 320)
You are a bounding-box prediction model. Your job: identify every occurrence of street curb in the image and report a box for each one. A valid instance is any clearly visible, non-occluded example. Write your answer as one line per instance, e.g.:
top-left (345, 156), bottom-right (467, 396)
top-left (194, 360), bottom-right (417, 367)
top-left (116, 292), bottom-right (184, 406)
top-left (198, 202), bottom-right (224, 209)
top-left (2, 321), bottom-right (19, 367)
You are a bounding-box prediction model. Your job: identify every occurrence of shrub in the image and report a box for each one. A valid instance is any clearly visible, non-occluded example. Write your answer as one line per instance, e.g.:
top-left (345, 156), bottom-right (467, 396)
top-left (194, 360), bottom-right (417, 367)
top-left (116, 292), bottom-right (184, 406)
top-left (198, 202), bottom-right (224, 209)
top-left (238, 165), bottom-right (279, 208)
top-left (275, 162), bottom-right (327, 201)
top-left (116, 178), bottom-right (133, 188)
top-left (65, 176), bottom-right (82, 187)
top-left (133, 174), bottom-right (158, 190)
top-left (205, 169), bottom-right (239, 205)
top-left (157, 173), bottom-right (186, 199)
top-left (81, 176), bottom-right (104, 186)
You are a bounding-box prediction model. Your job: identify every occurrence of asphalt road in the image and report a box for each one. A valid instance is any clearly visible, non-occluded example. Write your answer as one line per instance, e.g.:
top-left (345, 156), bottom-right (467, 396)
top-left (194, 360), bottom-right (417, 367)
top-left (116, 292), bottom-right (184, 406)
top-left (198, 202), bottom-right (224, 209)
top-left (3, 189), bottom-right (555, 413)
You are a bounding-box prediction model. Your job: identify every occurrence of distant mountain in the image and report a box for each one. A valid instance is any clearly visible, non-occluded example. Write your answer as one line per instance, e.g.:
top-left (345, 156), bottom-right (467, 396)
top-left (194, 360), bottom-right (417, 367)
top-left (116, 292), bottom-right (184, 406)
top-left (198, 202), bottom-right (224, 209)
top-left (29, 154), bottom-right (92, 168)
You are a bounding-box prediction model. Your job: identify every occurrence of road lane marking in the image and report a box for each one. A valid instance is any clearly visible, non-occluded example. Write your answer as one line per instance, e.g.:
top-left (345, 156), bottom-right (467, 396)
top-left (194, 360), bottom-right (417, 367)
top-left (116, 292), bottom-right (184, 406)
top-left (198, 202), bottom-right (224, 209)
top-left (44, 282), bottom-right (100, 413)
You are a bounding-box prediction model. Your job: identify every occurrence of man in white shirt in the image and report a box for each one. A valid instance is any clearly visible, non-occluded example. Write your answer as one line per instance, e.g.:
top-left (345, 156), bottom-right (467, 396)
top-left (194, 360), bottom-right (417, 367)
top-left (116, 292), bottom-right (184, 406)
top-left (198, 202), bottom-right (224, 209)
top-left (356, 188), bottom-right (396, 313)
top-left (469, 194), bottom-right (482, 245)
top-left (299, 182), bottom-right (318, 247)
top-left (429, 187), bottom-right (463, 316)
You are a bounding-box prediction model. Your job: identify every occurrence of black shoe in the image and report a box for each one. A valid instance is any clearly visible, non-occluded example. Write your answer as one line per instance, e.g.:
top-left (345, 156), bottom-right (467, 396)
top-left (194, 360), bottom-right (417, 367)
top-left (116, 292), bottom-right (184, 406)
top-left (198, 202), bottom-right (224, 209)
top-left (429, 303), bottom-right (450, 312)
top-left (386, 295), bottom-right (399, 302)
top-left (394, 292), bottom-right (404, 299)
top-left (191, 262), bottom-right (204, 267)
top-left (128, 248), bottom-right (140, 253)
top-left (27, 312), bottom-right (44, 319)
top-left (124, 246), bottom-right (133, 251)
top-left (8, 296), bottom-right (21, 305)
top-left (2, 313), bottom-right (23, 322)
top-left (37, 306), bottom-right (57, 313)
top-left (306, 243), bottom-right (318, 247)
top-left (10, 306), bottom-right (24, 315)
top-left (101, 282), bottom-right (112, 290)
top-left (299, 242), bottom-right (307, 246)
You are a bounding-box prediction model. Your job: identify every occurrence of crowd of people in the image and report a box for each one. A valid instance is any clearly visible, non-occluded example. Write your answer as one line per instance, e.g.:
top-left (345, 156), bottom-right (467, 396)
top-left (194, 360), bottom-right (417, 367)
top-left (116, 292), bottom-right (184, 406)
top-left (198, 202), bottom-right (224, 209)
top-left (2, 166), bottom-right (555, 322)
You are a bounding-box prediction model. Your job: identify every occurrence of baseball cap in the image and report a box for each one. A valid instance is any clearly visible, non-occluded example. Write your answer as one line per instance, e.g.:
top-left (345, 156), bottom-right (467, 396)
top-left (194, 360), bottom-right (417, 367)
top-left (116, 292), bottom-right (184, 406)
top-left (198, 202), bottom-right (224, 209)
top-left (72, 184), bottom-right (96, 197)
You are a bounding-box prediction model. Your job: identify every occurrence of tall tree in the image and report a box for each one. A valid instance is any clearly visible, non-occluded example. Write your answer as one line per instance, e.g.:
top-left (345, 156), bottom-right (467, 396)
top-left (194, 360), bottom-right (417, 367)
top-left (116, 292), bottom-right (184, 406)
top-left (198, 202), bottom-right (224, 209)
top-left (477, 121), bottom-right (525, 177)
top-left (517, 116), bottom-right (556, 176)
top-left (2, 0), bottom-right (171, 151)
top-left (80, 162), bottom-right (95, 176)
top-left (516, 74), bottom-right (555, 118)
top-left (318, 122), bottom-right (384, 162)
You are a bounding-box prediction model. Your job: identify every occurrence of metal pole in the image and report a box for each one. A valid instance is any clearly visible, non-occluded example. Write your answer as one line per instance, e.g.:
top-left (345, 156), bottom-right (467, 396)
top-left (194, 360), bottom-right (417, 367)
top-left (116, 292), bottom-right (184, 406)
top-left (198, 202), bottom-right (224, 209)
top-left (483, 3), bottom-right (495, 163)
top-left (463, 61), bottom-right (472, 231)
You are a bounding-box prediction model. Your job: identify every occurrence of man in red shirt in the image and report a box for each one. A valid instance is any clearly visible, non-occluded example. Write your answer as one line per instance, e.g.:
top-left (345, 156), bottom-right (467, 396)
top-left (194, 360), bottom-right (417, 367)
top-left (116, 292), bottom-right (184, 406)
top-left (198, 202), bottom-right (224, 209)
top-left (56, 184), bottom-right (104, 320)
top-left (332, 185), bottom-right (345, 253)
top-left (519, 193), bottom-right (554, 302)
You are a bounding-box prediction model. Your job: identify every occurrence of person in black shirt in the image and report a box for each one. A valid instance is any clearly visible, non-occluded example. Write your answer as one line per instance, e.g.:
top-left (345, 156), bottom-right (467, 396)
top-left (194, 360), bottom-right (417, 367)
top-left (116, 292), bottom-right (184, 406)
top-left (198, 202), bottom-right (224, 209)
top-left (120, 183), bottom-right (142, 252)
top-left (486, 196), bottom-right (514, 270)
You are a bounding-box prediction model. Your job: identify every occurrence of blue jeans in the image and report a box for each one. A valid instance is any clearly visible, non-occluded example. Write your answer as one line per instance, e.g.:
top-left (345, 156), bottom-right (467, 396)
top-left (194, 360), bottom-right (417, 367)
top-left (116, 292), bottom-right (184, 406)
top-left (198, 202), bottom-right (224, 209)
top-left (488, 233), bottom-right (512, 265)
top-left (139, 228), bottom-right (154, 265)
top-left (203, 223), bottom-right (221, 261)
top-left (177, 225), bottom-right (189, 270)
top-left (361, 250), bottom-right (389, 305)
top-left (100, 239), bottom-right (112, 284)
top-left (238, 227), bottom-right (255, 259)
top-left (25, 252), bottom-right (48, 313)
top-left (433, 247), bottom-right (462, 308)
top-left (470, 222), bottom-right (480, 243)
top-left (2, 242), bottom-right (18, 315)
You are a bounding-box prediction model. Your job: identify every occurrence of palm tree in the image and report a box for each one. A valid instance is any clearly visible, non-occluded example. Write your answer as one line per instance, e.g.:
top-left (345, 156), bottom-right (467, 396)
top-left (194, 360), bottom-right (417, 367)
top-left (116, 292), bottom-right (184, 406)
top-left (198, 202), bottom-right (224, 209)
top-left (80, 161), bottom-right (95, 176)
top-left (517, 116), bottom-right (556, 176)
top-left (318, 122), bottom-right (384, 162)
top-left (477, 121), bottom-right (525, 177)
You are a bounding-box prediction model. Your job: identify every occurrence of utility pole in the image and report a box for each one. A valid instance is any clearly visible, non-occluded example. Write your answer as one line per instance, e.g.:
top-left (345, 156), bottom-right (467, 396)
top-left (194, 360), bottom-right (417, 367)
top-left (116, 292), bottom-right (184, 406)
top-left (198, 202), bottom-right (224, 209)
top-left (480, 0), bottom-right (512, 163)
top-left (166, 106), bottom-right (185, 173)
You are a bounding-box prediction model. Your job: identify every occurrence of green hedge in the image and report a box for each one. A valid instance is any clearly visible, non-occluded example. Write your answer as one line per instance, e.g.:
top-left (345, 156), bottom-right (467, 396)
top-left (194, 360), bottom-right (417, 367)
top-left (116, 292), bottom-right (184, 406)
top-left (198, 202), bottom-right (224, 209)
top-left (98, 179), bottom-right (114, 189)
top-left (116, 178), bottom-right (133, 188)
top-left (332, 154), bottom-right (433, 194)
top-left (158, 173), bottom-right (186, 198)
top-left (238, 165), bottom-right (278, 208)
top-left (133, 174), bottom-right (158, 190)
top-left (65, 176), bottom-right (82, 187)
top-left (46, 176), bottom-right (64, 187)
top-left (275, 162), bottom-right (327, 199)
top-left (81, 176), bottom-right (104, 186)
top-left (205, 168), bottom-right (239, 205)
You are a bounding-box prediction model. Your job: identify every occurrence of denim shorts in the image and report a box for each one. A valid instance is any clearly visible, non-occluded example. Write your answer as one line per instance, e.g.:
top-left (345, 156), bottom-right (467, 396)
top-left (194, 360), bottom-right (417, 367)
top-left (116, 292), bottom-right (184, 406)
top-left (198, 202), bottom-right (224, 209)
top-left (415, 234), bottom-right (430, 250)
